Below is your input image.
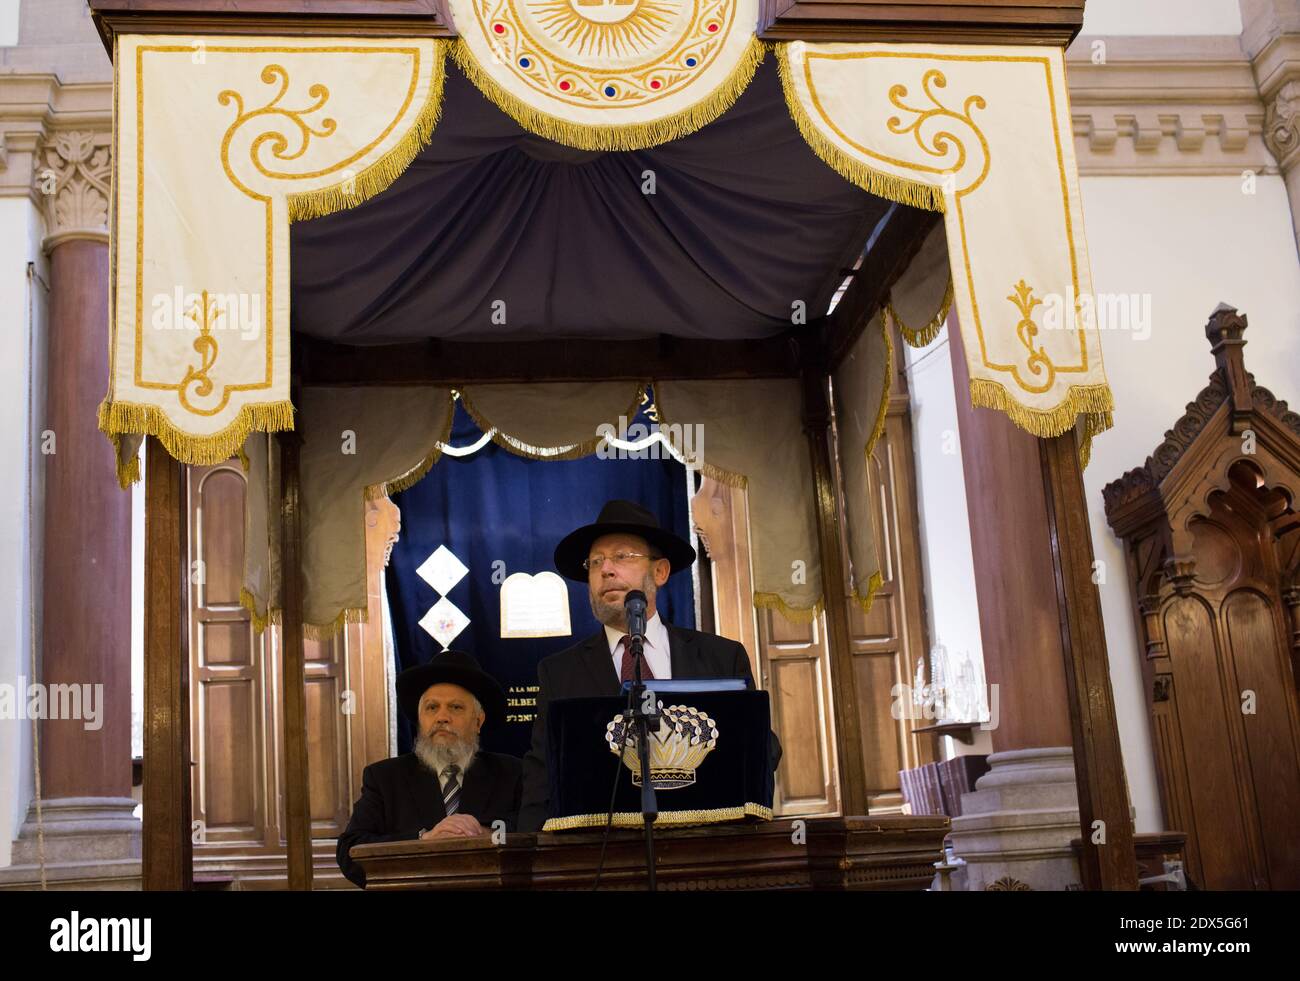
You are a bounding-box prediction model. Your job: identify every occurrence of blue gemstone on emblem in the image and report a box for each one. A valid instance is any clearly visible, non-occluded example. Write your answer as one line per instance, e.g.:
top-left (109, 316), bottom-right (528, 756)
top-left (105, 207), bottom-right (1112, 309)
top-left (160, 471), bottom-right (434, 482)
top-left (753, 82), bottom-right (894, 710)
top-left (686, 57), bottom-right (697, 67)
top-left (604, 85), bottom-right (616, 97)
top-left (519, 57), bottom-right (530, 68)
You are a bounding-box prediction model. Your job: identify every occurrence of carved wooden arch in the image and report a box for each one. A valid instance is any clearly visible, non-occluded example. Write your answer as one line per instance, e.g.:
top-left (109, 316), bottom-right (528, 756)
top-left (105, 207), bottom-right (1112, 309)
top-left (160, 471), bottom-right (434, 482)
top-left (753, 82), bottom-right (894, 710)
top-left (1106, 306), bottom-right (1300, 587)
top-left (1103, 304), bottom-right (1300, 891)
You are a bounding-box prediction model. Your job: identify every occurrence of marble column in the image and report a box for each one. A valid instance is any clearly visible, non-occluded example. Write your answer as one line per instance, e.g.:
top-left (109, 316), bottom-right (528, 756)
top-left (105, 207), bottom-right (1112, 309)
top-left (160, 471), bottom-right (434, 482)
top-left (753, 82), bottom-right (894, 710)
top-left (2, 130), bottom-right (139, 889)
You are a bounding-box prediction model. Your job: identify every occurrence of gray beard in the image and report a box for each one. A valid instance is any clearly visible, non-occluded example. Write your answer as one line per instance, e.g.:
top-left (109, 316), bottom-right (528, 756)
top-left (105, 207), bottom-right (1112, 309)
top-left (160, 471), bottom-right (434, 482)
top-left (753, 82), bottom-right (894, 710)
top-left (414, 728), bottom-right (479, 775)
top-left (589, 570), bottom-right (657, 629)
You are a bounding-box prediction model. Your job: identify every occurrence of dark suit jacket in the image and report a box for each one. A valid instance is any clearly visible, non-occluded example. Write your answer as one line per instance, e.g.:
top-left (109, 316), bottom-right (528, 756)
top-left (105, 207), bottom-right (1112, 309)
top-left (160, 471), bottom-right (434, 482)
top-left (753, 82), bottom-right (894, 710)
top-left (518, 624), bottom-right (782, 832)
top-left (336, 750), bottom-right (521, 887)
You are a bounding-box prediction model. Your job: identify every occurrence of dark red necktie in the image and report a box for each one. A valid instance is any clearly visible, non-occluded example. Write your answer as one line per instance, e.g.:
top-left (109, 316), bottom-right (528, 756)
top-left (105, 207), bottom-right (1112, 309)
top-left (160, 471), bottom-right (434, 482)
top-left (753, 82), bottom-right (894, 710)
top-left (619, 635), bottom-right (655, 683)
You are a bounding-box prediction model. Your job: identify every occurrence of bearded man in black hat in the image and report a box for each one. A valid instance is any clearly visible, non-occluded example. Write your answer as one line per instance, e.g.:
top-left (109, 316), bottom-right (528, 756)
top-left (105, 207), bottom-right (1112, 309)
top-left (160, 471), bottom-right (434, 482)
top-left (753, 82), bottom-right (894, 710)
top-left (518, 499), bottom-right (782, 832)
top-left (336, 651), bottom-right (521, 888)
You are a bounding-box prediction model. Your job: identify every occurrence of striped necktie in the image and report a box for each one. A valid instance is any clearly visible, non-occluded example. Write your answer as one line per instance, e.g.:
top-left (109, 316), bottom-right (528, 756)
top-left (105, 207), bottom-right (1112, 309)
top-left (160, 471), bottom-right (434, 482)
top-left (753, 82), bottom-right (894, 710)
top-left (441, 764), bottom-right (461, 816)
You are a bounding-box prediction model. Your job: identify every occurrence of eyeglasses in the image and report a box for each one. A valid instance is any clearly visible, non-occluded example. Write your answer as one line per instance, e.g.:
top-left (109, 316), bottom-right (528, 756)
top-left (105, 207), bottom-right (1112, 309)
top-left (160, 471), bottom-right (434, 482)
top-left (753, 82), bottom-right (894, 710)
top-left (583, 551), bottom-right (658, 572)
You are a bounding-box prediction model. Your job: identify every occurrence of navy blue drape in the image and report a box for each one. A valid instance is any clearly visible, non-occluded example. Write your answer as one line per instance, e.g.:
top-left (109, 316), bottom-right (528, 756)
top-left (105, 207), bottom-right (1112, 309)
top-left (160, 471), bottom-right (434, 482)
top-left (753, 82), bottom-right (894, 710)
top-left (386, 399), bottom-right (695, 758)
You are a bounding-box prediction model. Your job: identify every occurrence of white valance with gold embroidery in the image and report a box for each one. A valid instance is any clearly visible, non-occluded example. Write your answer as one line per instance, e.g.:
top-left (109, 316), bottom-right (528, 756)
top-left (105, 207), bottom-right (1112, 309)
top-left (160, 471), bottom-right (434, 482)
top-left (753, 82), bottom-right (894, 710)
top-left (447, 0), bottom-right (765, 150)
top-left (99, 35), bottom-right (445, 468)
top-left (779, 41), bottom-right (1113, 444)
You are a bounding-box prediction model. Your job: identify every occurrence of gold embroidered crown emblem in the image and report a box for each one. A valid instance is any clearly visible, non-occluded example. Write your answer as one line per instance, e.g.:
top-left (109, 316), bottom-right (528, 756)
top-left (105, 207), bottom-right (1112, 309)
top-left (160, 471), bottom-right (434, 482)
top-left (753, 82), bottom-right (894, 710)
top-left (605, 702), bottom-right (719, 789)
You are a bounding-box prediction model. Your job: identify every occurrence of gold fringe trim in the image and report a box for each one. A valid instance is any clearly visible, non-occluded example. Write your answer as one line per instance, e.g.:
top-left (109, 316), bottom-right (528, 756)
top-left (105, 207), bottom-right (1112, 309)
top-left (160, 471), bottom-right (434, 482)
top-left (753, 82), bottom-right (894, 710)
top-left (887, 276), bottom-right (954, 349)
top-left (852, 571), bottom-right (885, 616)
top-left (1079, 409), bottom-right (1113, 470)
top-left (364, 390), bottom-right (457, 501)
top-left (239, 587), bottom-right (277, 635)
top-left (458, 385), bottom-right (648, 463)
top-left (236, 588), bottom-right (367, 641)
top-left (968, 378), bottom-right (1115, 447)
top-left (650, 380), bottom-right (748, 488)
top-left (865, 314), bottom-right (893, 471)
top-left (451, 36), bottom-right (767, 152)
top-left (775, 44), bottom-right (945, 213)
top-left (753, 591), bottom-right (823, 625)
top-left (697, 461), bottom-right (748, 489)
top-left (112, 435), bottom-right (142, 489)
top-left (98, 398), bottom-right (295, 467)
top-left (305, 607), bottom-right (367, 642)
top-left (288, 42), bottom-right (449, 222)
top-left (841, 319), bottom-right (895, 616)
top-left (541, 802), bottom-right (772, 832)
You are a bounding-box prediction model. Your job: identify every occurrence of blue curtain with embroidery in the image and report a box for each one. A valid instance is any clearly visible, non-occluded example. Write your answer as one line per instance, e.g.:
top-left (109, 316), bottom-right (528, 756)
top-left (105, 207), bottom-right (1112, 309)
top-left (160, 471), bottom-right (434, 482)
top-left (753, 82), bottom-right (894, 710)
top-left (385, 397), bottom-right (696, 758)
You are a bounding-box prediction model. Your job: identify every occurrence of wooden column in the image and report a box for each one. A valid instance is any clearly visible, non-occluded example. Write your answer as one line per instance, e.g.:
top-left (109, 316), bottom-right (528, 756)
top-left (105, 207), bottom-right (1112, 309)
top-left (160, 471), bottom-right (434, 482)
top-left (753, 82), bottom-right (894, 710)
top-left (142, 437), bottom-right (193, 890)
top-left (801, 368), bottom-right (869, 816)
top-left (1040, 430), bottom-right (1139, 891)
top-left (277, 430), bottom-right (313, 890)
top-left (949, 321), bottom-right (1137, 889)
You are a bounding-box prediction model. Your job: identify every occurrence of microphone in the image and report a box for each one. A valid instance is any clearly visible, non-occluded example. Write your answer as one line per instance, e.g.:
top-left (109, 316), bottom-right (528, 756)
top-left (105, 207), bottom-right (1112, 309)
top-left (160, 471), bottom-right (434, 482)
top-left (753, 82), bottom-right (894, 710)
top-left (624, 589), bottom-right (647, 643)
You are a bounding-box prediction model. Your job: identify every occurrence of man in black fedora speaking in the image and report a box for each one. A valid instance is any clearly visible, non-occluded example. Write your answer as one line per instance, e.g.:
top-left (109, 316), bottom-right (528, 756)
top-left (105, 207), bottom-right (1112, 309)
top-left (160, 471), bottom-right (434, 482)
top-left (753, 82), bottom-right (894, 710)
top-left (518, 499), bottom-right (782, 832)
top-left (336, 650), bottom-right (521, 887)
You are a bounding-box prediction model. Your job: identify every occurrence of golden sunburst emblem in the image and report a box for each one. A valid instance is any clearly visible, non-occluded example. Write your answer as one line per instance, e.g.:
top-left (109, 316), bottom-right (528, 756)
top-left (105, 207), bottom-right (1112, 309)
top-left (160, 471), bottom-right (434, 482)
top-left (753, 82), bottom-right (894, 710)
top-left (531, 0), bottom-right (679, 58)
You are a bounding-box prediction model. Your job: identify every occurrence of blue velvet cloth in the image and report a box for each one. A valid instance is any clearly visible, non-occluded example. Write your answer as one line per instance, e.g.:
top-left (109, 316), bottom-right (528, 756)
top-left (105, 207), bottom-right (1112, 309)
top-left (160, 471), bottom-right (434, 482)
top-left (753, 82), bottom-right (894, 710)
top-left (386, 398), bottom-right (696, 758)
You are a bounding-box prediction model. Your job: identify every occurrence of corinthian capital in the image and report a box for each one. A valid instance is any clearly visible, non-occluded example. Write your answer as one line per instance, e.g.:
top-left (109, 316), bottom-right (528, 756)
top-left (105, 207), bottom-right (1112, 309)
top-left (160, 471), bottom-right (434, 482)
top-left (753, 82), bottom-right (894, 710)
top-left (1264, 79), bottom-right (1300, 169)
top-left (34, 129), bottom-right (111, 249)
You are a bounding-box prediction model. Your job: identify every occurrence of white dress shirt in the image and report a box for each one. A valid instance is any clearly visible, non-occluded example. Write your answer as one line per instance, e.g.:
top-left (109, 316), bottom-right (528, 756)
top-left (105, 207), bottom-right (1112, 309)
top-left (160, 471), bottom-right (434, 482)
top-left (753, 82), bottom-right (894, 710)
top-left (604, 612), bottom-right (672, 681)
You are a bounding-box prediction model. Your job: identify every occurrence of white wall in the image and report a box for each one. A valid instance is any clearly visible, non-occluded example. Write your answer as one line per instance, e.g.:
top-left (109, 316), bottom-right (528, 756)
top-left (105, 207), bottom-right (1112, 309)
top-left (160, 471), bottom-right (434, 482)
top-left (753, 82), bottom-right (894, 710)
top-left (0, 196), bottom-right (47, 866)
top-left (1082, 0), bottom-right (1243, 36)
top-left (1079, 174), bottom-right (1300, 833)
top-left (0, 1), bottom-right (19, 47)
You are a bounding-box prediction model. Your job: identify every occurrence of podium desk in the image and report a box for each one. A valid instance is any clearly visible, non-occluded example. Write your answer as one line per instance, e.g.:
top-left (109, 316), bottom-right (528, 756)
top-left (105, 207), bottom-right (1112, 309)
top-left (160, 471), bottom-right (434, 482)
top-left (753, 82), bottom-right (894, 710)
top-left (350, 815), bottom-right (949, 891)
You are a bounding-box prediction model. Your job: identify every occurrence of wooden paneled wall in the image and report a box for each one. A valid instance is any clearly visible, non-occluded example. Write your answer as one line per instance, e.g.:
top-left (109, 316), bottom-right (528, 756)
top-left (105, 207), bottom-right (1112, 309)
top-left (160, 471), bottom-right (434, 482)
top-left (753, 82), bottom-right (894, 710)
top-left (186, 461), bottom-right (395, 887)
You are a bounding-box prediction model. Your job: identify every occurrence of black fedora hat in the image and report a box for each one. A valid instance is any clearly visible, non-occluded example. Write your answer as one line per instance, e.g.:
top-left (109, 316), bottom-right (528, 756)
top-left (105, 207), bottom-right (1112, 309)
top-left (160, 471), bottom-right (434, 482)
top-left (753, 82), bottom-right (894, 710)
top-left (396, 650), bottom-right (507, 727)
top-left (554, 499), bottom-right (696, 582)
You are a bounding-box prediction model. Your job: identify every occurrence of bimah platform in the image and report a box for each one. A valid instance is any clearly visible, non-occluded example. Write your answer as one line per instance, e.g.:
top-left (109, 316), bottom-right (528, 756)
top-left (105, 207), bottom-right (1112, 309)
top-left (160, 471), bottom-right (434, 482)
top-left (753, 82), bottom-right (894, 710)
top-left (350, 816), bottom-right (950, 890)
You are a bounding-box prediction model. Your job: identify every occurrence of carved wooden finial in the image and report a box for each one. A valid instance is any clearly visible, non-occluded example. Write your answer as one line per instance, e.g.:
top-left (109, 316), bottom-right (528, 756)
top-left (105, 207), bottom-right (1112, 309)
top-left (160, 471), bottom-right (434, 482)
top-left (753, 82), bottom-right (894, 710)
top-left (1205, 305), bottom-right (1252, 425)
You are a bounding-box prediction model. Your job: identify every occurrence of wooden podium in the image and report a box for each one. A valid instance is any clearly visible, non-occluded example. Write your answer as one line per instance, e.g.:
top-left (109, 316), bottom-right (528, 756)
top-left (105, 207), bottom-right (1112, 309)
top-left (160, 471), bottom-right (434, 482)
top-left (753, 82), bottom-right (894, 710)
top-left (349, 816), bottom-right (949, 891)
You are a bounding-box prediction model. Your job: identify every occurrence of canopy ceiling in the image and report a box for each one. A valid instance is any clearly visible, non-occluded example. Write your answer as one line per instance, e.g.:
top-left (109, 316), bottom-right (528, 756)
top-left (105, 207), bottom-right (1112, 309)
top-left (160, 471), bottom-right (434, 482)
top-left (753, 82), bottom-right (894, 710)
top-left (288, 57), bottom-right (890, 344)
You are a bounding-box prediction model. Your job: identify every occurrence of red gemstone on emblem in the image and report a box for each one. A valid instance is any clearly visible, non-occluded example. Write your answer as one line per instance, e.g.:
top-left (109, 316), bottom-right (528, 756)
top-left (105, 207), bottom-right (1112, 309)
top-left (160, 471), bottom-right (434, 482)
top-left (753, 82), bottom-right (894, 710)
top-left (707, 22), bottom-right (718, 31)
top-left (650, 79), bottom-right (661, 89)
top-left (493, 23), bottom-right (505, 33)
top-left (559, 80), bottom-right (570, 90)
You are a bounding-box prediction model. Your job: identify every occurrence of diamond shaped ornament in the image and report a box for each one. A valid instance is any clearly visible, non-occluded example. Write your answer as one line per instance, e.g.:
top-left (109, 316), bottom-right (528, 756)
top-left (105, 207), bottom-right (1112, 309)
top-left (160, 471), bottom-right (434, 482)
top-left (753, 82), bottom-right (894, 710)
top-left (416, 545), bottom-right (469, 595)
top-left (419, 596), bottom-right (470, 649)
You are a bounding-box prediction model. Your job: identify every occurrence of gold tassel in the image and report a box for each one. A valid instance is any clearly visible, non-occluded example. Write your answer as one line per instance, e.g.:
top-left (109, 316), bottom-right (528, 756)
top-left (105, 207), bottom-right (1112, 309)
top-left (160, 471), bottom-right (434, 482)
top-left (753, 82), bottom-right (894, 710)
top-left (753, 591), bottom-right (823, 625)
top-left (451, 37), bottom-right (767, 152)
top-left (112, 435), bottom-right (142, 489)
top-left (287, 41), bottom-right (449, 222)
top-left (776, 44), bottom-right (945, 214)
top-left (888, 276), bottom-right (954, 348)
top-left (968, 378), bottom-right (1114, 449)
top-left (98, 398), bottom-right (295, 467)
top-left (364, 391), bottom-right (457, 500)
top-left (1078, 409), bottom-right (1113, 470)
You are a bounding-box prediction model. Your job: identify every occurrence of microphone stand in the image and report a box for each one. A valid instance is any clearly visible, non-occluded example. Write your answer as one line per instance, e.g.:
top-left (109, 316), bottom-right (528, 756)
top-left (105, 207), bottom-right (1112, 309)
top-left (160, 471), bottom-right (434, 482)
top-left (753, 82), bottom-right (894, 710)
top-left (627, 632), bottom-right (659, 892)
